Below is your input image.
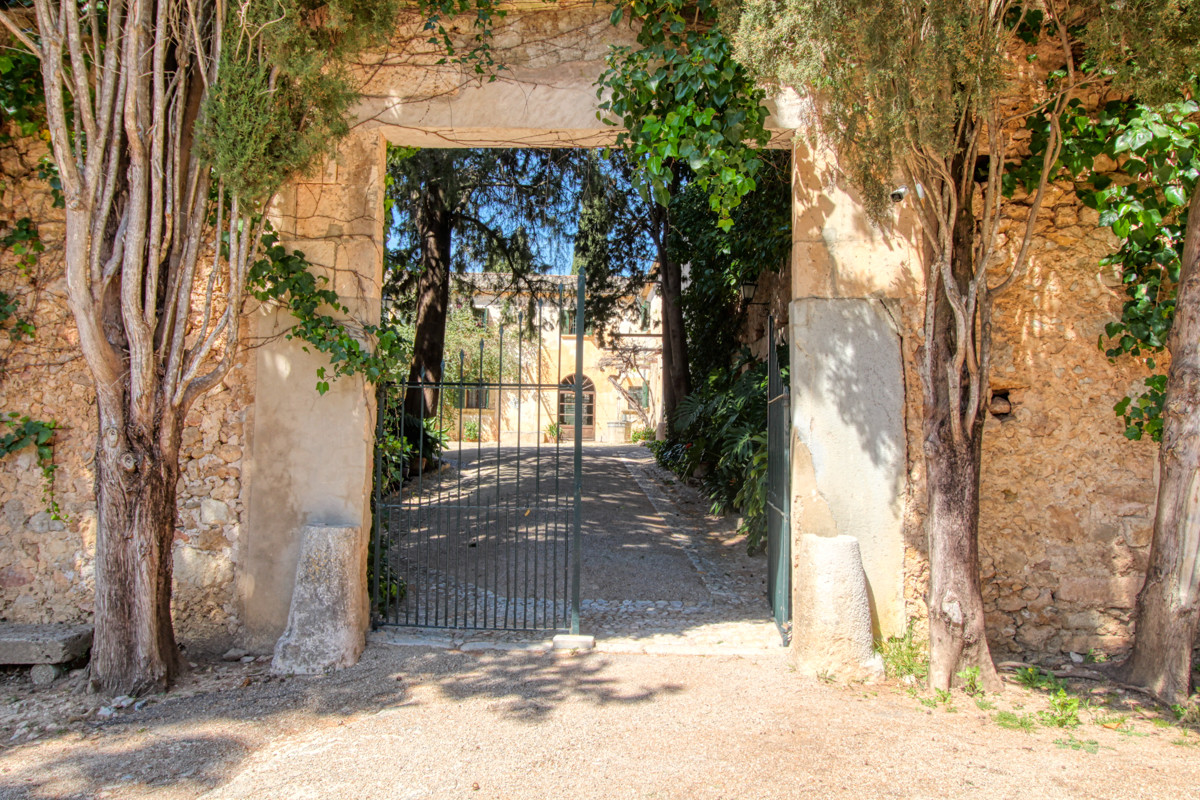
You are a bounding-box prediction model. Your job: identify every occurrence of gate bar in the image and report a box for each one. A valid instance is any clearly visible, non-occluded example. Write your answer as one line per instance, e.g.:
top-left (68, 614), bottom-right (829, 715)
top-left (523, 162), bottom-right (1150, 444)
top-left (571, 270), bottom-right (584, 635)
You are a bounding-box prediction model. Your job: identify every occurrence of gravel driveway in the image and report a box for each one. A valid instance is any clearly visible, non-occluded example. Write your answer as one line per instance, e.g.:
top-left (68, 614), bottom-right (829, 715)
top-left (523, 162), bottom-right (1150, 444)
top-left (2, 443), bottom-right (1197, 798)
top-left (2, 645), bottom-right (1198, 799)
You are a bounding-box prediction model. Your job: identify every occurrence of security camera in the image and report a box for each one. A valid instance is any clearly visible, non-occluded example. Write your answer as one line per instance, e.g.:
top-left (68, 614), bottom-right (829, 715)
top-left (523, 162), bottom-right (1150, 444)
top-left (889, 186), bottom-right (909, 203)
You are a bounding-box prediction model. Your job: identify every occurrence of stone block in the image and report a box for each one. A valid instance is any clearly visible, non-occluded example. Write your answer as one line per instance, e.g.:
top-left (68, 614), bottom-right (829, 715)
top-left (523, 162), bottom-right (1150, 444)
top-left (0, 623), bottom-right (92, 665)
top-left (200, 498), bottom-right (231, 525)
top-left (791, 534), bottom-right (884, 680)
top-left (272, 524), bottom-right (368, 675)
top-left (1056, 576), bottom-right (1142, 608)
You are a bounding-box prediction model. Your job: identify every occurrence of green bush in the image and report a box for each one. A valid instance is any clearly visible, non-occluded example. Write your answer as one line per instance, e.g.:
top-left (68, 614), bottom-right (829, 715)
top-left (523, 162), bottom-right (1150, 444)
top-left (463, 419), bottom-right (480, 442)
top-left (377, 407), bottom-right (446, 496)
top-left (653, 347), bottom-right (786, 553)
top-left (631, 426), bottom-right (655, 443)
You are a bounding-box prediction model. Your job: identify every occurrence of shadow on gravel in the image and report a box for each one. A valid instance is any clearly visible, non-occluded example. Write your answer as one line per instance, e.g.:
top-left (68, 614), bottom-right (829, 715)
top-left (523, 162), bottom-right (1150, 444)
top-left (0, 655), bottom-right (413, 799)
top-left (425, 649), bottom-right (685, 721)
top-left (0, 733), bottom-right (245, 799)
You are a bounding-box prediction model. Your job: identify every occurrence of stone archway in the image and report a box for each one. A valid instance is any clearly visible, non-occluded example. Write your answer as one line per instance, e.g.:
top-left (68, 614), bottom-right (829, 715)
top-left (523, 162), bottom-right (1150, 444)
top-left (237, 3), bottom-right (912, 670)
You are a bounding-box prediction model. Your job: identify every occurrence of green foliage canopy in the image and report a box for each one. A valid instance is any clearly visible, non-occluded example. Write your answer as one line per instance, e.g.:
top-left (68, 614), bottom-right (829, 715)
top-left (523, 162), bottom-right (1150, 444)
top-left (727, 0), bottom-right (1008, 218)
top-left (599, 0), bottom-right (771, 227)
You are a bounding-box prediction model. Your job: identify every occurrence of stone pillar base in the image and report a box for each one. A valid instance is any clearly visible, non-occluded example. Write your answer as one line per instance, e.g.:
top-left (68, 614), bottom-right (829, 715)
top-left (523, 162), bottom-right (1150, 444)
top-left (792, 534), bottom-right (884, 681)
top-left (272, 524), bottom-right (367, 675)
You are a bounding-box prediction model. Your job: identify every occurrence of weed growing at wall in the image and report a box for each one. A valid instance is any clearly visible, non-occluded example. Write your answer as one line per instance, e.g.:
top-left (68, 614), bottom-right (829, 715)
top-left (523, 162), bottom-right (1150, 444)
top-left (878, 623), bottom-right (930, 684)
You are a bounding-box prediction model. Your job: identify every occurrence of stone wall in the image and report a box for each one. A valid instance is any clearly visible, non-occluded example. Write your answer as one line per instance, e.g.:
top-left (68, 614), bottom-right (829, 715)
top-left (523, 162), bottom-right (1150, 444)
top-left (887, 181), bottom-right (1164, 661)
top-left (0, 133), bottom-right (252, 653)
top-left (979, 182), bottom-right (1161, 659)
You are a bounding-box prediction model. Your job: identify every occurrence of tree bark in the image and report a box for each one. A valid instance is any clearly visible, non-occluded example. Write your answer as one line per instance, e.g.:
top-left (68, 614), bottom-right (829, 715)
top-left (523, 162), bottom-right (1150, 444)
top-left (1121, 187), bottom-right (1200, 703)
top-left (923, 153), bottom-right (1000, 691)
top-left (649, 176), bottom-right (690, 430)
top-left (90, 395), bottom-right (184, 695)
top-left (405, 184), bottom-right (452, 419)
top-left (925, 431), bottom-right (998, 690)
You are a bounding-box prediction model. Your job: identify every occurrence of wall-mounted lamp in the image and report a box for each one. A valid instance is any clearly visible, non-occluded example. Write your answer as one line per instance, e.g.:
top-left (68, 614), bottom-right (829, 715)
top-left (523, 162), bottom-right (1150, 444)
top-left (740, 280), bottom-right (766, 306)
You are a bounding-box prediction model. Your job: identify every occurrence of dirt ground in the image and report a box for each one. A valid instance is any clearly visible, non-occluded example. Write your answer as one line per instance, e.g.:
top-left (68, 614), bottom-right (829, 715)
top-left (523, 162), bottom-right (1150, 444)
top-left (1, 644), bottom-right (1199, 800)
top-left (3, 444), bottom-right (1197, 798)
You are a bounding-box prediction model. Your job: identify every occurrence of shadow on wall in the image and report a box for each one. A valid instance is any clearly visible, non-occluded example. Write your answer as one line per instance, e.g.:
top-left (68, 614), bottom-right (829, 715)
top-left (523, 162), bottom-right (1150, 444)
top-left (792, 297), bottom-right (907, 503)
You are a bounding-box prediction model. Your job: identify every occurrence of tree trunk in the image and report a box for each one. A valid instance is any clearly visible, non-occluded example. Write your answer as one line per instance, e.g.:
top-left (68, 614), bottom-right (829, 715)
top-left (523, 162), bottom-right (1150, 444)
top-left (405, 185), bottom-right (452, 419)
top-left (1121, 187), bottom-right (1200, 703)
top-left (925, 432), bottom-right (999, 690)
top-left (650, 179), bottom-right (690, 430)
top-left (923, 155), bottom-right (1000, 692)
top-left (90, 397), bottom-right (184, 695)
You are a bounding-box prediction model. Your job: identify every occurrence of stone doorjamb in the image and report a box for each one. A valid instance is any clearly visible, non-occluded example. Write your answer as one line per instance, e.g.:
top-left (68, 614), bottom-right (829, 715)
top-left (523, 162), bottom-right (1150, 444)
top-left (238, 3), bottom-right (912, 660)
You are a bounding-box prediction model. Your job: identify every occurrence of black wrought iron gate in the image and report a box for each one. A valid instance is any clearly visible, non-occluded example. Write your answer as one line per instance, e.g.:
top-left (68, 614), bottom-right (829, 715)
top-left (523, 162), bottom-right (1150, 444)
top-left (372, 274), bottom-right (586, 633)
top-left (766, 315), bottom-right (792, 642)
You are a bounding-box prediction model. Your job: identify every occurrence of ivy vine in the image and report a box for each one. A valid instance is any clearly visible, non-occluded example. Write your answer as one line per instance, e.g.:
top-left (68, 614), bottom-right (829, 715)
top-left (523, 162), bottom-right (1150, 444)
top-left (0, 412), bottom-right (60, 519)
top-left (248, 230), bottom-right (409, 394)
top-left (1018, 96), bottom-right (1198, 441)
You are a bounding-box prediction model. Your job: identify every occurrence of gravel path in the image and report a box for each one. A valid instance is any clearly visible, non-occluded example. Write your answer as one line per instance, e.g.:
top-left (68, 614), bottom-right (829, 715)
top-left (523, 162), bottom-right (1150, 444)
top-left (3, 444), bottom-right (1197, 798)
top-left (2, 646), bottom-right (1198, 799)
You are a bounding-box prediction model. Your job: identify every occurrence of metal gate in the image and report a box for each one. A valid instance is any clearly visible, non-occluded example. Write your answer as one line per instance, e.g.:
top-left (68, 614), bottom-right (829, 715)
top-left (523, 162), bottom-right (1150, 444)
top-left (766, 315), bottom-right (792, 642)
top-left (372, 274), bottom-right (586, 633)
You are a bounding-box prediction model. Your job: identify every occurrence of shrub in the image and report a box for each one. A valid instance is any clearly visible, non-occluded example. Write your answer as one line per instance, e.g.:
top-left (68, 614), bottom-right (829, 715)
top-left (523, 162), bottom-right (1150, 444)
top-left (667, 348), bottom-right (785, 553)
top-left (463, 419), bottom-right (480, 442)
top-left (631, 426), bottom-right (655, 443)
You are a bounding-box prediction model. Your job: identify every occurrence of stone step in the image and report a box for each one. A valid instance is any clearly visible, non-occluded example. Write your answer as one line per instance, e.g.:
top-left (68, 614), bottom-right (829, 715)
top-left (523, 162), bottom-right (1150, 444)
top-left (0, 623), bottom-right (93, 665)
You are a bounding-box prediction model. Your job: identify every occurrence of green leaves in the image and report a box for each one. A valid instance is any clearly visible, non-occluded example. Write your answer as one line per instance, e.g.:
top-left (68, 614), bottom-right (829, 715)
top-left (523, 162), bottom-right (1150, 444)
top-left (249, 228), bottom-right (411, 394)
top-left (597, 0), bottom-right (771, 226)
top-left (1024, 95), bottom-right (1199, 443)
top-left (0, 413), bottom-right (60, 519)
top-left (1, 217), bottom-right (44, 276)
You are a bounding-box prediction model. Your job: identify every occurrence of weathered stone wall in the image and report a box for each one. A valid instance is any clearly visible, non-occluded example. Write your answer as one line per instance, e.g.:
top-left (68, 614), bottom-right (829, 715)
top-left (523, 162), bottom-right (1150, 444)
top-left (0, 133), bottom-right (253, 653)
top-left (978, 181), bottom-right (1161, 659)
top-left (787, 131), bottom-right (1164, 660)
top-left (887, 181), bottom-right (1164, 661)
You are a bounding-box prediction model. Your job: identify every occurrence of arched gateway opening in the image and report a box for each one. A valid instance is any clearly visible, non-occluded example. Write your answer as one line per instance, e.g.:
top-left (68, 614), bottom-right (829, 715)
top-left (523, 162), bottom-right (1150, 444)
top-left (238, 4), bottom-right (908, 669)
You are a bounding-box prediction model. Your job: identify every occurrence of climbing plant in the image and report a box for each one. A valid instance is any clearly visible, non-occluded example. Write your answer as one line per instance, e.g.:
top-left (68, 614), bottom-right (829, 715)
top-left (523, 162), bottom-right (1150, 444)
top-left (599, 0), bottom-right (771, 225)
top-left (0, 412), bottom-right (59, 519)
top-left (249, 228), bottom-right (410, 394)
top-left (1017, 96), bottom-right (1199, 442)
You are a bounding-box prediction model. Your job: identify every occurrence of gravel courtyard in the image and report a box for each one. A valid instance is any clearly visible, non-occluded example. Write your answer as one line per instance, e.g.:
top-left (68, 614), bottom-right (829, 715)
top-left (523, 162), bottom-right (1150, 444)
top-left (2, 644), bottom-right (1199, 799)
top-left (2, 444), bottom-right (1197, 798)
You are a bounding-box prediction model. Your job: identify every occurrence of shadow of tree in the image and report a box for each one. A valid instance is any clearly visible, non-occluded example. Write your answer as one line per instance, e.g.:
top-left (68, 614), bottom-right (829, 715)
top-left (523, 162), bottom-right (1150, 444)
top-left (0, 733), bottom-right (245, 799)
top-left (423, 649), bottom-right (685, 722)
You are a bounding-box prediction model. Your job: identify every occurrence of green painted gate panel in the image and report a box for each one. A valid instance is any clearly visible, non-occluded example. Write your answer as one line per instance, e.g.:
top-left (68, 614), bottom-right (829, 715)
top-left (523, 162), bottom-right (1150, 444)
top-left (766, 316), bottom-right (792, 643)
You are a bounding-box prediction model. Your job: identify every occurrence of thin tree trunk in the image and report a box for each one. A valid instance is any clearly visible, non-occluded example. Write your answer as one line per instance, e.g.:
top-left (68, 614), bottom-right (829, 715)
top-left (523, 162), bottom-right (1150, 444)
top-left (924, 160), bottom-right (1000, 691)
top-left (650, 179), bottom-right (689, 430)
top-left (405, 186), bottom-right (452, 419)
top-left (90, 397), bottom-right (184, 695)
top-left (1122, 188), bottom-right (1200, 703)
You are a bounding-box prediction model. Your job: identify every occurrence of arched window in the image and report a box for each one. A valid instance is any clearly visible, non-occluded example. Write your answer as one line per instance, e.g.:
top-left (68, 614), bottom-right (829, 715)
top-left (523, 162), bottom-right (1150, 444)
top-left (558, 374), bottom-right (595, 441)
